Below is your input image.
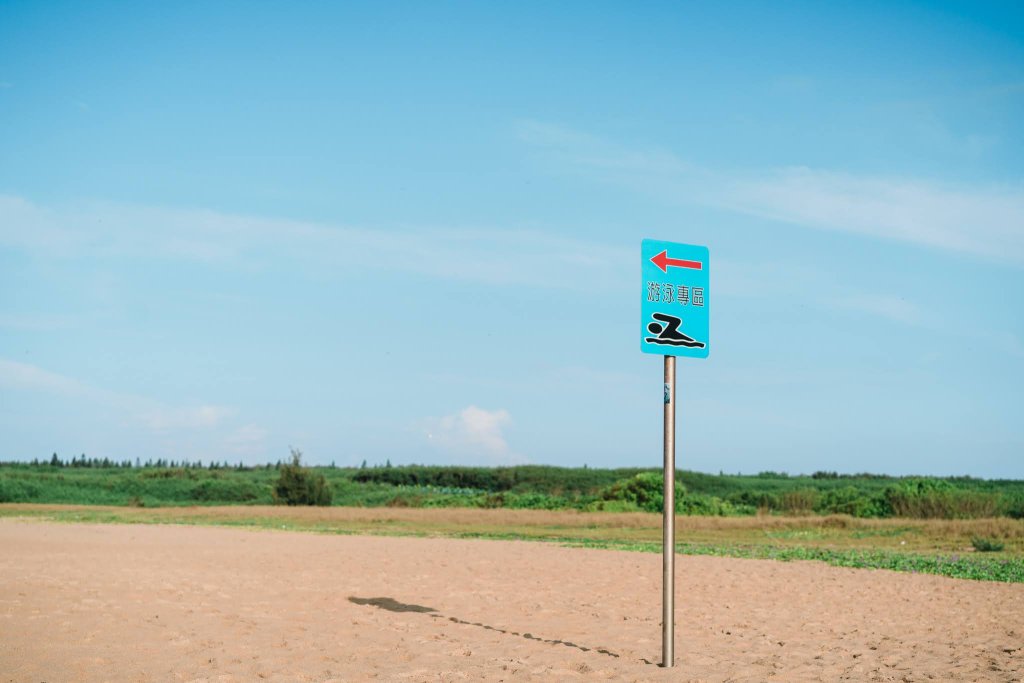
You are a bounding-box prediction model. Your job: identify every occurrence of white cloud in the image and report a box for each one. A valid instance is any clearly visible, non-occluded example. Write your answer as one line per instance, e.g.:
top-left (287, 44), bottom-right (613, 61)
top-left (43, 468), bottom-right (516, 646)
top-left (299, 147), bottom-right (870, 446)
top-left (728, 168), bottom-right (1024, 262)
top-left (424, 405), bottom-right (519, 463)
top-left (0, 194), bottom-right (630, 291)
top-left (138, 405), bottom-right (235, 431)
top-left (224, 424), bottom-right (270, 456)
top-left (825, 293), bottom-right (1023, 356)
top-left (0, 358), bottom-right (94, 398)
top-left (518, 121), bottom-right (1024, 265)
top-left (830, 294), bottom-right (925, 326)
top-left (0, 356), bottom-right (236, 434)
top-left (518, 120), bottom-right (695, 178)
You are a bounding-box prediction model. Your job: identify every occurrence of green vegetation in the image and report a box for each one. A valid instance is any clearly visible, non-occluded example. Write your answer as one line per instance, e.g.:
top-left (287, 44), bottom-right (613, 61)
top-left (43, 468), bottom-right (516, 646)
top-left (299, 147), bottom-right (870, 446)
top-left (272, 450), bottom-right (332, 506)
top-left (6, 456), bottom-right (1022, 582)
top-left (587, 542), bottom-right (1024, 584)
top-left (2, 505), bottom-right (1022, 583)
top-left (971, 536), bottom-right (1005, 552)
top-left (1, 459), bottom-right (1023, 520)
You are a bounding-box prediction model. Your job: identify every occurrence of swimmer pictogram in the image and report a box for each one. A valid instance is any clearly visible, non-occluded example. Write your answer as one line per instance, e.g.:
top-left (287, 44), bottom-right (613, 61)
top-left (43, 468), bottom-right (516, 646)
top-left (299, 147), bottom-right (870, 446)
top-left (644, 312), bottom-right (705, 348)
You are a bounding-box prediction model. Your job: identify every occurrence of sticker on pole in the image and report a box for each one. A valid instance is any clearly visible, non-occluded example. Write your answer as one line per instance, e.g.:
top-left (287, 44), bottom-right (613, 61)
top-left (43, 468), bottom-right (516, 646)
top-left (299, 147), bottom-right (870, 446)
top-left (641, 239), bottom-right (709, 359)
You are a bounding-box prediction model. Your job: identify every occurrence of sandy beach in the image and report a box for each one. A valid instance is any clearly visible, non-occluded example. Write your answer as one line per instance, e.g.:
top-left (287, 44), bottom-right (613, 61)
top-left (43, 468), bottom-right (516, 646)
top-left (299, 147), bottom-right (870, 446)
top-left (1, 519), bottom-right (1021, 682)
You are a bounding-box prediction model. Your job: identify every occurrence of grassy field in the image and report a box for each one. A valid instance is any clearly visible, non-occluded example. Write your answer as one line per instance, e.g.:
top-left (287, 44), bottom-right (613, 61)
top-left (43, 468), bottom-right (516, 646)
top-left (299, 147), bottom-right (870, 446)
top-left (3, 461), bottom-right (1024, 520)
top-left (5, 461), bottom-right (1023, 582)
top-left (4, 503), bottom-right (1023, 583)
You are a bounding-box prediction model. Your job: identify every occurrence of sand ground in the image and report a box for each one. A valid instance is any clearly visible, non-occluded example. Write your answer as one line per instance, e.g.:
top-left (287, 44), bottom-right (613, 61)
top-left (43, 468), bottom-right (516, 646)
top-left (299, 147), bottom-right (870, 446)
top-left (1, 520), bottom-right (1021, 682)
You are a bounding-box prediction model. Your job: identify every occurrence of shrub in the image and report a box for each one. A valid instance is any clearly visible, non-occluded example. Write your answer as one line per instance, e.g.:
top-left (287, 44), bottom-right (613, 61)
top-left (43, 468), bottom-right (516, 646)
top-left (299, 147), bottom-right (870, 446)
top-left (1001, 494), bottom-right (1024, 520)
top-left (350, 464), bottom-right (643, 495)
top-left (272, 449), bottom-right (332, 506)
top-left (503, 492), bottom-right (569, 510)
top-left (191, 478), bottom-right (261, 503)
top-left (140, 468), bottom-right (198, 480)
top-left (726, 490), bottom-right (780, 513)
top-left (600, 472), bottom-right (670, 512)
top-left (971, 537), bottom-right (1005, 552)
top-left (677, 493), bottom-right (752, 516)
top-left (816, 486), bottom-right (884, 518)
top-left (385, 493), bottom-right (421, 508)
top-left (598, 473), bottom-right (751, 515)
top-left (583, 499), bottom-right (644, 513)
top-left (0, 478), bottom-right (42, 503)
top-left (779, 489), bottom-right (819, 515)
top-left (884, 479), bottom-right (1001, 519)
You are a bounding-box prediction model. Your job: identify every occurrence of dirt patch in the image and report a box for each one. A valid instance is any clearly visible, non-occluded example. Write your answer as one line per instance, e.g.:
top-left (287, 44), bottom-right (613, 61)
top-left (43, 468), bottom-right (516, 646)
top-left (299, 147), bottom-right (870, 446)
top-left (1, 519), bottom-right (1021, 681)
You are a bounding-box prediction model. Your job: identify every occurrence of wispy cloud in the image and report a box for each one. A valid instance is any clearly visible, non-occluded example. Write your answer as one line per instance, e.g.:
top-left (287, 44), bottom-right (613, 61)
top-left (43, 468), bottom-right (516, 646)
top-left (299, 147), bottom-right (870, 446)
top-left (823, 293), bottom-right (1023, 357)
top-left (0, 358), bottom-right (96, 399)
top-left (225, 424), bottom-right (270, 457)
top-left (518, 120), bottom-right (696, 178)
top-left (830, 294), bottom-right (925, 326)
top-left (518, 121), bottom-right (1024, 265)
top-left (729, 168), bottom-right (1023, 261)
top-left (0, 357), bottom-right (236, 434)
top-left (139, 405), bottom-right (235, 431)
top-left (0, 194), bottom-right (631, 291)
top-left (423, 405), bottom-right (521, 463)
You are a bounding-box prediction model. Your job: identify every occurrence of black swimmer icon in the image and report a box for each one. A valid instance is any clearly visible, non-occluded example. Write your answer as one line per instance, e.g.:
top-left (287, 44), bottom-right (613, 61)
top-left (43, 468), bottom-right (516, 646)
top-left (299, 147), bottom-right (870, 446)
top-left (645, 313), bottom-right (705, 348)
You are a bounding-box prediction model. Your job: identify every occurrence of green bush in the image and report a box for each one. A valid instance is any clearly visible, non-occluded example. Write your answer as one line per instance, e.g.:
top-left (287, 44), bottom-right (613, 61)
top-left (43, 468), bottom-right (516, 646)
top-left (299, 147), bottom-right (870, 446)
top-left (726, 490), bottom-right (780, 512)
top-left (971, 537), bottom-right (1005, 552)
top-left (583, 499), bottom-right (644, 513)
top-left (502, 492), bottom-right (571, 510)
top-left (598, 473), bottom-right (754, 516)
top-left (779, 488), bottom-right (819, 514)
top-left (816, 486), bottom-right (884, 518)
top-left (351, 464), bottom-right (645, 495)
top-left (272, 450), bottom-right (332, 506)
top-left (677, 493), bottom-right (752, 516)
top-left (191, 478), bottom-right (261, 503)
top-left (0, 478), bottom-right (42, 502)
top-left (884, 479), bottom-right (1001, 519)
top-left (1001, 494), bottom-right (1024, 520)
top-left (600, 472), bottom-right (670, 512)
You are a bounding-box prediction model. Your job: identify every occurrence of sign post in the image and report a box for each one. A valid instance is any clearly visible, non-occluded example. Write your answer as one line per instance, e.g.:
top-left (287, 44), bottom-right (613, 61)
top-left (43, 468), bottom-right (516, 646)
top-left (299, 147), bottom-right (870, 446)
top-left (662, 354), bottom-right (676, 667)
top-left (641, 239), bottom-right (709, 668)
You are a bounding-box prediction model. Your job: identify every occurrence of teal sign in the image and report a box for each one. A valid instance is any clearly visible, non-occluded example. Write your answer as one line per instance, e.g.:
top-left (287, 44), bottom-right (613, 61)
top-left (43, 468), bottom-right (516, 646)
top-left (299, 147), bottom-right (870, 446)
top-left (641, 239), bottom-right (709, 358)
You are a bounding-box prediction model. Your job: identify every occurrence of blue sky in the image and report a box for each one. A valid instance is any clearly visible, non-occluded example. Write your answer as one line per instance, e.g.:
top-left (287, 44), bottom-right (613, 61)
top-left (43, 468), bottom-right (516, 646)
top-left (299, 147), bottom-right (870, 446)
top-left (1, 1), bottom-right (1022, 476)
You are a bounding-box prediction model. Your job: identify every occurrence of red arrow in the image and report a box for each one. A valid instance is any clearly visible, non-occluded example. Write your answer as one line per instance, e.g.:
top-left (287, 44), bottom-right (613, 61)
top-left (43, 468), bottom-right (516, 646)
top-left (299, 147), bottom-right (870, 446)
top-left (651, 250), bottom-right (702, 273)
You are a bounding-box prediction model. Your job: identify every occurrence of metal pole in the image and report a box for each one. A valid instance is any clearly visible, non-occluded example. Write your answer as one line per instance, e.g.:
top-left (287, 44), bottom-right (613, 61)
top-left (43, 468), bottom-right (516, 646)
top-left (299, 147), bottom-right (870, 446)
top-left (662, 355), bottom-right (676, 668)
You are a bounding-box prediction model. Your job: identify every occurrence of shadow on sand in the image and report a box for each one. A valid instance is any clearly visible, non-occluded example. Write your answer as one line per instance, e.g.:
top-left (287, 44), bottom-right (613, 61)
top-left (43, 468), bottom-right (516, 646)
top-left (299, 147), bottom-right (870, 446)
top-left (348, 596), bottom-right (620, 659)
top-left (348, 596), bottom-right (437, 613)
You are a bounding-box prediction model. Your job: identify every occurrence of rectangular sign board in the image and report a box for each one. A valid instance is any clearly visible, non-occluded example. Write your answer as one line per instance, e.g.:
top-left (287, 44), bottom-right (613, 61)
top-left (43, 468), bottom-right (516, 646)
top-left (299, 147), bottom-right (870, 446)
top-left (641, 239), bottom-right (709, 358)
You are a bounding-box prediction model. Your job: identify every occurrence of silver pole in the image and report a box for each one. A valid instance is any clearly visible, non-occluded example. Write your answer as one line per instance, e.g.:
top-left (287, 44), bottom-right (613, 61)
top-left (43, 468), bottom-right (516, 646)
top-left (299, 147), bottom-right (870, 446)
top-left (662, 355), bottom-right (676, 668)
